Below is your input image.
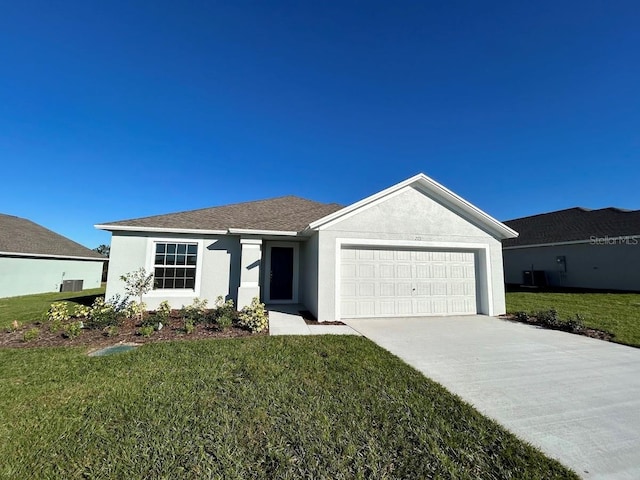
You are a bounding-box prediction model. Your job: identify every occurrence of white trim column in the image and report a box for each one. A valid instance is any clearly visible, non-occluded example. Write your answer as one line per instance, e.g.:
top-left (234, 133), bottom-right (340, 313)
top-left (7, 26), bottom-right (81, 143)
top-left (237, 237), bottom-right (263, 309)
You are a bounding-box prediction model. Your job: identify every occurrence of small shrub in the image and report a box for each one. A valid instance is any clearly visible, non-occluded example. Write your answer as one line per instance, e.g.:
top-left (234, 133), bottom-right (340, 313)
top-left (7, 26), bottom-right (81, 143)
top-left (184, 318), bottom-right (196, 334)
top-left (74, 304), bottom-right (90, 318)
top-left (155, 300), bottom-right (171, 323)
top-left (62, 321), bottom-right (82, 339)
top-left (47, 302), bottom-right (70, 323)
top-left (120, 268), bottom-right (153, 321)
top-left (513, 311), bottom-right (529, 322)
top-left (533, 309), bottom-right (560, 328)
top-left (564, 314), bottom-right (586, 333)
top-left (238, 297), bottom-right (268, 333)
top-left (86, 297), bottom-right (122, 329)
top-left (23, 328), bottom-right (40, 342)
top-left (138, 325), bottom-right (154, 337)
top-left (123, 301), bottom-right (147, 322)
top-left (212, 296), bottom-right (235, 330)
top-left (180, 298), bottom-right (208, 324)
top-left (217, 313), bottom-right (233, 330)
top-left (102, 325), bottom-right (119, 337)
top-left (49, 317), bottom-right (63, 333)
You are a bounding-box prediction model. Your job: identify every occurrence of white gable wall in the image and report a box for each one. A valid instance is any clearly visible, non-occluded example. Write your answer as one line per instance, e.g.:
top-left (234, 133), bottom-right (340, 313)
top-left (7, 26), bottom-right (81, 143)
top-left (316, 186), bottom-right (506, 321)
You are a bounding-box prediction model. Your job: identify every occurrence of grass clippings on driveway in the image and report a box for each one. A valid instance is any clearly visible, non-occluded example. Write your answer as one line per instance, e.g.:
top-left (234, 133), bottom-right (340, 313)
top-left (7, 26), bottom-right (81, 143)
top-left (506, 291), bottom-right (640, 347)
top-left (0, 336), bottom-right (577, 479)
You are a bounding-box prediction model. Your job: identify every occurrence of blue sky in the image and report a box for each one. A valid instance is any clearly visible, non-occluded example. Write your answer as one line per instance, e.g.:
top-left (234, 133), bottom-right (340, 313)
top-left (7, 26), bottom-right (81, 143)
top-left (1, 1), bottom-right (638, 248)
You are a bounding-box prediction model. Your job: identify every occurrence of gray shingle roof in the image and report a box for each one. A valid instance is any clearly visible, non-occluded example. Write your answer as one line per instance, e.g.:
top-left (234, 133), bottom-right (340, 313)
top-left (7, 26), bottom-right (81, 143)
top-left (503, 207), bottom-right (640, 247)
top-left (0, 214), bottom-right (105, 259)
top-left (100, 196), bottom-right (345, 233)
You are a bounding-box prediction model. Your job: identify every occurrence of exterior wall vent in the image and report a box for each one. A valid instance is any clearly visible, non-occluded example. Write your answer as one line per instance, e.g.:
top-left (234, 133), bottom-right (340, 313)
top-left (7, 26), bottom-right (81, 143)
top-left (60, 279), bottom-right (84, 292)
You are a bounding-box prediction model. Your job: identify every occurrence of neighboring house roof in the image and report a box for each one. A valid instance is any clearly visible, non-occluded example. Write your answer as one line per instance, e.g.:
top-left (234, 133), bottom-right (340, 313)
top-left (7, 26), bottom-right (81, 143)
top-left (0, 214), bottom-right (105, 260)
top-left (97, 196), bottom-right (345, 234)
top-left (503, 207), bottom-right (640, 248)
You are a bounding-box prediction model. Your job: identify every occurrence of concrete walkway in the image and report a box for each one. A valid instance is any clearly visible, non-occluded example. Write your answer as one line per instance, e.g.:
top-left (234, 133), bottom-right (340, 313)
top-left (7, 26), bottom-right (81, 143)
top-left (344, 315), bottom-right (640, 480)
top-left (267, 305), bottom-right (360, 336)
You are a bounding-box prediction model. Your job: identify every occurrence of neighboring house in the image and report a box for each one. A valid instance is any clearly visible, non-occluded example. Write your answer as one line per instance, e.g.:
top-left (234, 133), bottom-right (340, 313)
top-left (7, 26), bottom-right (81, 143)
top-left (503, 207), bottom-right (640, 291)
top-left (97, 174), bottom-right (517, 321)
top-left (0, 214), bottom-right (106, 298)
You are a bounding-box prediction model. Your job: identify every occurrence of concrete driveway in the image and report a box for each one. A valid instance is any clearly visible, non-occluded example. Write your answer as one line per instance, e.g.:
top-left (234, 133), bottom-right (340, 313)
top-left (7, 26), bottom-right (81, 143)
top-left (344, 315), bottom-right (640, 480)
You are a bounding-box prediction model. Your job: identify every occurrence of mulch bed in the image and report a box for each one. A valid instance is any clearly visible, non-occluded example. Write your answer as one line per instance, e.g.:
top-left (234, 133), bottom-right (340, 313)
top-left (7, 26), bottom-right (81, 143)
top-left (500, 314), bottom-right (614, 342)
top-left (1, 316), bottom-right (263, 350)
top-left (299, 310), bottom-right (345, 326)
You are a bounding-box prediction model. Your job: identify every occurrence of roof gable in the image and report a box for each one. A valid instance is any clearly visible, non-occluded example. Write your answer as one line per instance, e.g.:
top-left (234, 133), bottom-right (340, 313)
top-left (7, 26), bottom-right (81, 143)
top-left (503, 207), bottom-right (640, 247)
top-left (308, 173), bottom-right (518, 240)
top-left (0, 214), bottom-right (105, 260)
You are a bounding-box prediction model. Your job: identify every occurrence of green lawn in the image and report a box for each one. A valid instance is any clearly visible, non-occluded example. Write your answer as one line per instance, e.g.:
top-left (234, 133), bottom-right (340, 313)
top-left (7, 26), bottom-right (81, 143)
top-left (0, 336), bottom-right (576, 479)
top-left (0, 287), bottom-right (105, 329)
top-left (506, 291), bottom-right (640, 347)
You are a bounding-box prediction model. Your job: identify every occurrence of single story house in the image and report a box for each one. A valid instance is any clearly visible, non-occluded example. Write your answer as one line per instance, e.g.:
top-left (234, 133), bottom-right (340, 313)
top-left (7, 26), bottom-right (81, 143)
top-left (503, 207), bottom-right (640, 291)
top-left (0, 214), bottom-right (106, 298)
top-left (97, 174), bottom-right (517, 321)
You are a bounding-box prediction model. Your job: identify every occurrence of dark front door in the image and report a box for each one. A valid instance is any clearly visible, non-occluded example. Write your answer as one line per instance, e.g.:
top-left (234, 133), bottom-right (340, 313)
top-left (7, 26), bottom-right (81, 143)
top-left (270, 246), bottom-right (294, 301)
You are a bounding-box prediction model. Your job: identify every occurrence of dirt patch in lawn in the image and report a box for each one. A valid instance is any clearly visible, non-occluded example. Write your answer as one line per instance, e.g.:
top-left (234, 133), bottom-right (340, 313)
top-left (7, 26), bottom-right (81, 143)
top-left (1, 315), bottom-right (263, 349)
top-left (299, 310), bottom-right (345, 326)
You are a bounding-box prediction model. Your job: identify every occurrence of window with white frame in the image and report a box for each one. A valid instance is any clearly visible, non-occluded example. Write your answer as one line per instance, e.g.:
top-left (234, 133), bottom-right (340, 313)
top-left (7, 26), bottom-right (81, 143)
top-left (153, 242), bottom-right (198, 289)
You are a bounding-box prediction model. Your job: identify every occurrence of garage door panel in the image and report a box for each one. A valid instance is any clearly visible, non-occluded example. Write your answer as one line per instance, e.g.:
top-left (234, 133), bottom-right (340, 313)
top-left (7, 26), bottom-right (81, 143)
top-left (380, 282), bottom-right (395, 296)
top-left (379, 264), bottom-right (394, 278)
top-left (359, 283), bottom-right (375, 296)
top-left (341, 264), bottom-right (356, 277)
top-left (341, 282), bottom-right (357, 297)
top-left (396, 264), bottom-right (411, 278)
top-left (341, 247), bottom-right (477, 318)
top-left (396, 282), bottom-right (413, 296)
top-left (358, 264), bottom-right (375, 278)
top-left (397, 299), bottom-right (412, 315)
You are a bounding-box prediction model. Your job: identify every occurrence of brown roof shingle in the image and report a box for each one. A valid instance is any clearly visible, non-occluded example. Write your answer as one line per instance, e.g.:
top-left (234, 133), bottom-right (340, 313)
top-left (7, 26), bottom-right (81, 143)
top-left (503, 207), bottom-right (640, 247)
top-left (0, 214), bottom-right (105, 259)
top-left (101, 196), bottom-right (345, 233)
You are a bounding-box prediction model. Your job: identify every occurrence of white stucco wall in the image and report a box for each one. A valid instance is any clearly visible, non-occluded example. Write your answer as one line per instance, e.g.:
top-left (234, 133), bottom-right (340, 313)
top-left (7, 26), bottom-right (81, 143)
top-left (315, 186), bottom-right (507, 321)
top-left (106, 232), bottom-right (241, 310)
top-left (298, 233), bottom-right (319, 318)
top-left (503, 242), bottom-right (640, 291)
top-left (0, 256), bottom-right (103, 298)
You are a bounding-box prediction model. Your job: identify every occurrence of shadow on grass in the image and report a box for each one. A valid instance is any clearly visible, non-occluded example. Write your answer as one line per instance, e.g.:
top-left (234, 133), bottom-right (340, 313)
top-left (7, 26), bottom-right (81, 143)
top-left (63, 294), bottom-right (104, 306)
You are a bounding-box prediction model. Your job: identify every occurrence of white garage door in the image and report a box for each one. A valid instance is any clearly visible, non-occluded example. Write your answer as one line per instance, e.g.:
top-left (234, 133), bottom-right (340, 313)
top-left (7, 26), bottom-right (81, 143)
top-left (340, 247), bottom-right (477, 318)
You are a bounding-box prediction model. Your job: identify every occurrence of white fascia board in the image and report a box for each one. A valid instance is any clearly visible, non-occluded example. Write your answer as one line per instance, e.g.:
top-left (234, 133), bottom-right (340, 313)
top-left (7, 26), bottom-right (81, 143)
top-left (227, 228), bottom-right (299, 236)
top-left (308, 173), bottom-right (519, 240)
top-left (0, 251), bottom-right (107, 261)
top-left (95, 224), bottom-right (228, 235)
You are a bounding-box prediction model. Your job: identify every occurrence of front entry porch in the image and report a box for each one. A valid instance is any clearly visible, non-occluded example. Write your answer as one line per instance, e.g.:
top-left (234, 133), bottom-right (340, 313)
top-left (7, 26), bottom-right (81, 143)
top-left (236, 238), bottom-right (302, 309)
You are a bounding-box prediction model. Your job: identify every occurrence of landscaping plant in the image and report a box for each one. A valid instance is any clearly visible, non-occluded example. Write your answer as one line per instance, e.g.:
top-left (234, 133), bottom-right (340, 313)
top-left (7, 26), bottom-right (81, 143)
top-left (120, 268), bottom-right (153, 321)
top-left (212, 296), bottom-right (235, 330)
top-left (238, 297), bottom-right (268, 333)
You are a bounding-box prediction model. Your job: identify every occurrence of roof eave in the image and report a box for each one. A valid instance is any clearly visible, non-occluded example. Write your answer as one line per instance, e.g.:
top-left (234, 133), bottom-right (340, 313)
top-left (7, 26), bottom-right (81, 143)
top-left (227, 228), bottom-right (300, 236)
top-left (0, 251), bottom-right (107, 261)
top-left (95, 224), bottom-right (229, 235)
top-left (96, 224), bottom-right (302, 237)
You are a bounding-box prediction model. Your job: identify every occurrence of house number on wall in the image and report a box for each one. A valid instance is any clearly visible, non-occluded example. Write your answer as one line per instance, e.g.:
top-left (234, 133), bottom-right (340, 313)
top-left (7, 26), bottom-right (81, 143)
top-left (414, 236), bottom-right (422, 241)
